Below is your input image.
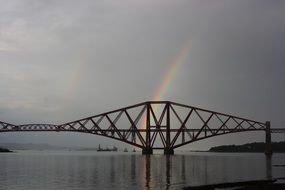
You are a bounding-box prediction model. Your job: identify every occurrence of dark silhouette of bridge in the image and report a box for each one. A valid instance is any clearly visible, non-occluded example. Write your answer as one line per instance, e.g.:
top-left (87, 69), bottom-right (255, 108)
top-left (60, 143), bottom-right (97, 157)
top-left (1, 101), bottom-right (284, 154)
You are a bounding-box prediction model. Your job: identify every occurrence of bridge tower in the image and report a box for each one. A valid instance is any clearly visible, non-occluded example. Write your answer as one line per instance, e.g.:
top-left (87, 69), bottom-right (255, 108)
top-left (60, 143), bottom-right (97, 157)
top-left (142, 102), bottom-right (153, 154)
top-left (142, 102), bottom-right (174, 155)
top-left (164, 102), bottom-right (174, 155)
top-left (265, 121), bottom-right (272, 155)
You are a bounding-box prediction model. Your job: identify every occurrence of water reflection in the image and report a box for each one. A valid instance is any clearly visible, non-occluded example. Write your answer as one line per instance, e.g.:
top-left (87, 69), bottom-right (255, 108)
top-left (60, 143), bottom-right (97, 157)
top-left (181, 155), bottom-right (186, 183)
top-left (266, 155), bottom-right (272, 180)
top-left (145, 155), bottom-right (151, 190)
top-left (142, 153), bottom-right (275, 189)
top-left (0, 151), bottom-right (283, 190)
top-left (165, 155), bottom-right (172, 190)
top-left (131, 155), bottom-right (136, 181)
top-left (110, 156), bottom-right (115, 183)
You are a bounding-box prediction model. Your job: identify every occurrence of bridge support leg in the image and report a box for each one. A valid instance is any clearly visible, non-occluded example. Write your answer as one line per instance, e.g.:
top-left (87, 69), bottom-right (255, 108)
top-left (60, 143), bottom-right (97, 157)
top-left (164, 102), bottom-right (174, 155)
top-left (142, 103), bottom-right (153, 155)
top-left (142, 148), bottom-right (153, 155)
top-left (265, 121), bottom-right (272, 156)
top-left (164, 148), bottom-right (174, 155)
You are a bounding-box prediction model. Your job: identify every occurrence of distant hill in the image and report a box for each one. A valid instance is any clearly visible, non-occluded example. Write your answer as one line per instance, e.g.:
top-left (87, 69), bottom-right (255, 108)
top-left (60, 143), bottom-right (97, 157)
top-left (0, 143), bottom-right (66, 150)
top-left (0, 147), bottom-right (13, 152)
top-left (209, 141), bottom-right (285, 153)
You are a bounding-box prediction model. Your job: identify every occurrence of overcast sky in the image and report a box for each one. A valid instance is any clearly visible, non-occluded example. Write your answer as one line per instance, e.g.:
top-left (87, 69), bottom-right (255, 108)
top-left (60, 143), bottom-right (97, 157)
top-left (0, 0), bottom-right (284, 150)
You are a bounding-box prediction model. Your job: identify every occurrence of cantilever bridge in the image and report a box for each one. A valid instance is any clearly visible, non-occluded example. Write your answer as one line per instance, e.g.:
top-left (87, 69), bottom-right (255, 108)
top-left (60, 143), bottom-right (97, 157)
top-left (1, 101), bottom-right (284, 154)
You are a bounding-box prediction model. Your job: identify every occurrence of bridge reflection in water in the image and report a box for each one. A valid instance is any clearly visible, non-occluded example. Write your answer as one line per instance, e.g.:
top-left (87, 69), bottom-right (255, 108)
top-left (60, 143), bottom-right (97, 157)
top-left (0, 151), bottom-right (281, 190)
top-left (143, 153), bottom-right (274, 190)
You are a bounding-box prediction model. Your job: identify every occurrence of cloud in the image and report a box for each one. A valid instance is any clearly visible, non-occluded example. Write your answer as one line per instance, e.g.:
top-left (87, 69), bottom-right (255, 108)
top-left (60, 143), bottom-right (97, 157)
top-left (0, 0), bottom-right (285, 147)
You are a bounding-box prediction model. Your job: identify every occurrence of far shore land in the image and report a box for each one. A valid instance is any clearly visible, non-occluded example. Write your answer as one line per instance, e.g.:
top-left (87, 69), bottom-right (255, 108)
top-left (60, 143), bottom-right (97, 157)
top-left (208, 141), bottom-right (285, 153)
top-left (1, 141), bottom-right (285, 153)
top-left (0, 147), bottom-right (13, 152)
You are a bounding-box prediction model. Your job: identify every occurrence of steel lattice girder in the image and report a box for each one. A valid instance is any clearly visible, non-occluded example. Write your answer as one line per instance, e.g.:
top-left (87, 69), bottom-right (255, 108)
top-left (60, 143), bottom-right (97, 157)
top-left (0, 101), bottom-right (281, 149)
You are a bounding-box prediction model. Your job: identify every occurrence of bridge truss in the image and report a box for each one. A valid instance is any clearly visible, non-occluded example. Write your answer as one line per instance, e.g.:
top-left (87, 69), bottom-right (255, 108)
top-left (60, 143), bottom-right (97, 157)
top-left (0, 101), bottom-right (282, 154)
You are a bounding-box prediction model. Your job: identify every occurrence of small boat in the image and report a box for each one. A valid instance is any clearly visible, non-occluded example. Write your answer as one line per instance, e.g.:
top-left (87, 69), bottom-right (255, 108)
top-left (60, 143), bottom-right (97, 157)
top-left (97, 144), bottom-right (118, 152)
top-left (124, 148), bottom-right (128, 152)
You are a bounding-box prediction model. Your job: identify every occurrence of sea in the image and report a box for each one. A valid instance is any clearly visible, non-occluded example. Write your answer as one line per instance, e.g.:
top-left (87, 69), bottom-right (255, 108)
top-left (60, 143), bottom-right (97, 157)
top-left (0, 151), bottom-right (284, 190)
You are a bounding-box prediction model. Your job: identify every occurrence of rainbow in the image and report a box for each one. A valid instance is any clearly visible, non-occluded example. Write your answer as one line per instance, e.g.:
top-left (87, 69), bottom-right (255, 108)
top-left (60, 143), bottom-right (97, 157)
top-left (61, 51), bottom-right (89, 113)
top-left (151, 41), bottom-right (191, 101)
top-left (140, 40), bottom-right (192, 129)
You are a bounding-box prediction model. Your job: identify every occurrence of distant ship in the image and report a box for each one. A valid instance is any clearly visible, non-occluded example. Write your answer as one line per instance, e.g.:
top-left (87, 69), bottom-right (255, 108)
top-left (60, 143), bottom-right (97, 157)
top-left (97, 144), bottom-right (118, 152)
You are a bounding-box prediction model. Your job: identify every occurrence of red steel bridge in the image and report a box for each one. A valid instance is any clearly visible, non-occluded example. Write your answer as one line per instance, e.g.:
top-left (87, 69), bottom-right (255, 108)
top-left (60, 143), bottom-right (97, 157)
top-left (0, 101), bottom-right (284, 154)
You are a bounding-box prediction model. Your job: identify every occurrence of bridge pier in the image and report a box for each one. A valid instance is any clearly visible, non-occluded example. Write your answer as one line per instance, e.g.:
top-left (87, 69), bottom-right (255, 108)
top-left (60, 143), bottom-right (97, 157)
top-left (142, 148), bottom-right (153, 155)
top-left (265, 121), bottom-right (272, 156)
top-left (164, 148), bottom-right (174, 155)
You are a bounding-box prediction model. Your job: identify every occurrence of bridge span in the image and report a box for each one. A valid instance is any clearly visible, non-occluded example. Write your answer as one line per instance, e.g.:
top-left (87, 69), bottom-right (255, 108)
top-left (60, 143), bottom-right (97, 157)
top-left (1, 101), bottom-right (284, 154)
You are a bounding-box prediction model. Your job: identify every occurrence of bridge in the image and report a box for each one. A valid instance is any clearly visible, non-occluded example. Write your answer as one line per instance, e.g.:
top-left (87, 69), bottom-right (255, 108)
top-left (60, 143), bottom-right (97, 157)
top-left (1, 101), bottom-right (284, 154)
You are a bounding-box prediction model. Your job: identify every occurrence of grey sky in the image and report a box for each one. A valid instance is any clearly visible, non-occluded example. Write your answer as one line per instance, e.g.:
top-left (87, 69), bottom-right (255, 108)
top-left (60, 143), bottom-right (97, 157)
top-left (0, 0), bottom-right (284, 150)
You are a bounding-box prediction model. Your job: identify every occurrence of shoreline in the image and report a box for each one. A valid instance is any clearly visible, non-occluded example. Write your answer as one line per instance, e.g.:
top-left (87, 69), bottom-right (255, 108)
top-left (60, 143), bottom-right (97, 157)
top-left (189, 150), bottom-right (285, 154)
top-left (183, 179), bottom-right (285, 190)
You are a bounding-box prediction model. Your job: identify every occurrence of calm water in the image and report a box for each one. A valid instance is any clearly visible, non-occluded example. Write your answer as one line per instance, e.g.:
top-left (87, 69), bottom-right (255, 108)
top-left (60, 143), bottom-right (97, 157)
top-left (0, 151), bottom-right (285, 190)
